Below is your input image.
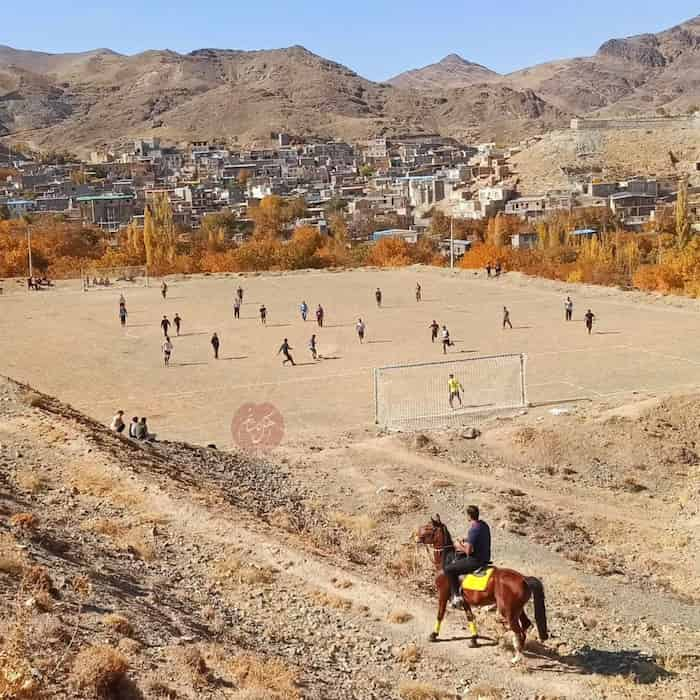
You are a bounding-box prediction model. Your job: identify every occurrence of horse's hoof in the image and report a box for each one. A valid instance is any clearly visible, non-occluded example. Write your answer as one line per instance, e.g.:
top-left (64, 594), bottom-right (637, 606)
top-left (428, 632), bottom-right (438, 643)
top-left (511, 654), bottom-right (522, 665)
top-left (468, 637), bottom-right (478, 649)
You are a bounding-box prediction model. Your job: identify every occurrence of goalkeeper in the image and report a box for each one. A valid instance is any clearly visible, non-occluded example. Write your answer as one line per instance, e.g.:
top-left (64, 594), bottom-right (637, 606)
top-left (448, 373), bottom-right (464, 409)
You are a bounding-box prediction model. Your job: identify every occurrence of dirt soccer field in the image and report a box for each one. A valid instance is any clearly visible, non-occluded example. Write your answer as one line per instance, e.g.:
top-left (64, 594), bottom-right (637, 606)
top-left (3, 266), bottom-right (700, 447)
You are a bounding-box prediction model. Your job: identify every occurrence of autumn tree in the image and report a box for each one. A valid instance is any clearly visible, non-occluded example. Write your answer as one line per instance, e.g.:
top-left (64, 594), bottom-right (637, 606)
top-left (249, 196), bottom-right (307, 239)
top-left (676, 178), bottom-right (691, 251)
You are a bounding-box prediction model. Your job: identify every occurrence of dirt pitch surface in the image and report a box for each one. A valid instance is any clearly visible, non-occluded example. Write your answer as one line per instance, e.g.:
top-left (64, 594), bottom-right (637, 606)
top-left (4, 267), bottom-right (700, 448)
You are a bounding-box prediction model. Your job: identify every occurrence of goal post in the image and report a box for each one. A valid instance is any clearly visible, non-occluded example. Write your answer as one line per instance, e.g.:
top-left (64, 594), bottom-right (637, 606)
top-left (81, 265), bottom-right (149, 290)
top-left (374, 353), bottom-right (527, 431)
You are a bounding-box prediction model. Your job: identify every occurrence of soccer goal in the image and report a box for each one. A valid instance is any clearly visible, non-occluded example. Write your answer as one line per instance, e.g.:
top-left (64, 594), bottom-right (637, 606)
top-left (81, 265), bottom-right (149, 290)
top-left (374, 353), bottom-right (527, 431)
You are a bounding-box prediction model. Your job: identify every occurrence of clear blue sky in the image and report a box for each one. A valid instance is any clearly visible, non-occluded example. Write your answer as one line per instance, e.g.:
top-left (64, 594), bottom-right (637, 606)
top-left (2, 1), bottom-right (698, 80)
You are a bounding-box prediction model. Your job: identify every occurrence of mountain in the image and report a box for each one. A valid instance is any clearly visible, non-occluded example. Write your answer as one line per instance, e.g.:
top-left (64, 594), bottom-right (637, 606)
top-left (0, 45), bottom-right (563, 153)
top-left (388, 54), bottom-right (500, 89)
top-left (391, 15), bottom-right (700, 116)
top-left (0, 15), bottom-right (698, 154)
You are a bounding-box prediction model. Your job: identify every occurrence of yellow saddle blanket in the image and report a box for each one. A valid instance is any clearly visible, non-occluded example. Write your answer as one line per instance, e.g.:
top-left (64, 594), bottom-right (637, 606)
top-left (461, 567), bottom-right (495, 592)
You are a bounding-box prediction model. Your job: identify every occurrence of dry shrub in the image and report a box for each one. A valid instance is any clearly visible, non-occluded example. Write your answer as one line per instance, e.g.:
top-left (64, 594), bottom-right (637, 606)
top-left (122, 528), bottom-right (157, 562)
top-left (103, 613), bottom-right (133, 637)
top-left (399, 681), bottom-right (457, 700)
top-left (387, 609), bottom-right (413, 624)
top-left (395, 644), bottom-right (421, 664)
top-left (310, 589), bottom-right (353, 611)
top-left (82, 518), bottom-right (128, 538)
top-left (213, 555), bottom-right (276, 586)
top-left (20, 391), bottom-right (44, 409)
top-left (72, 644), bottom-right (129, 696)
top-left (229, 653), bottom-right (301, 700)
top-left (0, 595), bottom-right (41, 699)
top-left (171, 645), bottom-right (209, 686)
top-left (375, 489), bottom-right (425, 520)
top-left (332, 579), bottom-right (353, 589)
top-left (330, 511), bottom-right (377, 536)
top-left (9, 513), bottom-right (39, 532)
top-left (386, 544), bottom-right (423, 579)
top-left (0, 533), bottom-right (27, 578)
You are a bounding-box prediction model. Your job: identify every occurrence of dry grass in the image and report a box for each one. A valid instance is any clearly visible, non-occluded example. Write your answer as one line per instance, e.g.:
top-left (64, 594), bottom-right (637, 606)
top-left (387, 609), bottom-right (413, 624)
top-left (395, 643), bottom-right (421, 664)
top-left (374, 489), bottom-right (425, 520)
top-left (83, 518), bottom-right (157, 561)
top-left (213, 553), bottom-right (277, 586)
top-left (385, 544), bottom-right (423, 579)
top-left (15, 470), bottom-right (48, 494)
top-left (0, 533), bottom-right (28, 578)
top-left (310, 589), bottom-right (353, 611)
top-left (330, 511), bottom-right (377, 536)
top-left (229, 653), bottom-right (301, 700)
top-left (103, 613), bottom-right (133, 637)
top-left (331, 578), bottom-right (353, 589)
top-left (69, 462), bottom-right (143, 510)
top-left (399, 681), bottom-right (457, 700)
top-left (71, 644), bottom-right (129, 696)
top-left (20, 390), bottom-right (44, 409)
top-left (431, 479), bottom-right (452, 488)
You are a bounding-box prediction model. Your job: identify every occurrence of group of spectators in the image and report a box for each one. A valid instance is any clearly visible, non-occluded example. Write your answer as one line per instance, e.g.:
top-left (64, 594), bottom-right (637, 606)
top-left (27, 276), bottom-right (53, 290)
top-left (110, 410), bottom-right (156, 442)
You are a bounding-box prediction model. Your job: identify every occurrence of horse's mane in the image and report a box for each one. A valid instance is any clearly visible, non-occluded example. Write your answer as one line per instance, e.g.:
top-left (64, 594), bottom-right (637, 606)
top-left (441, 524), bottom-right (455, 549)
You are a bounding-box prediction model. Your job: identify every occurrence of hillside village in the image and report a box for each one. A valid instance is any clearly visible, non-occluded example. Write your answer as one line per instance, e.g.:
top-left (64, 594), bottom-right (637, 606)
top-left (2, 114), bottom-right (700, 262)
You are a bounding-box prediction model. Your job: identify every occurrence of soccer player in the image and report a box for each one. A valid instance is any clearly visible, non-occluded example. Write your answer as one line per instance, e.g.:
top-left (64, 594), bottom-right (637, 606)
top-left (161, 281), bottom-right (168, 299)
top-left (162, 336), bottom-right (173, 366)
top-left (429, 319), bottom-right (439, 343)
top-left (211, 332), bottom-right (220, 359)
top-left (448, 373), bottom-right (463, 409)
top-left (174, 313), bottom-right (182, 335)
top-left (160, 315), bottom-right (171, 337)
top-left (278, 338), bottom-right (295, 366)
top-left (415, 283), bottom-right (422, 302)
top-left (259, 305), bottom-right (267, 325)
top-left (300, 301), bottom-right (308, 322)
top-left (585, 309), bottom-right (595, 334)
top-left (441, 325), bottom-right (451, 354)
top-left (316, 304), bottom-right (324, 327)
top-left (119, 303), bottom-right (127, 327)
top-left (356, 318), bottom-right (366, 343)
top-left (502, 306), bottom-right (513, 329)
top-left (309, 334), bottom-right (318, 360)
top-left (375, 288), bottom-right (382, 307)
top-left (565, 296), bottom-right (573, 322)
top-left (233, 297), bottom-right (241, 319)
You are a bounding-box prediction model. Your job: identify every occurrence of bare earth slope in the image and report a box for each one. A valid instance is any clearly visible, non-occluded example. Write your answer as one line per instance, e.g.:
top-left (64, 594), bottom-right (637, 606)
top-left (0, 45), bottom-right (564, 153)
top-left (2, 365), bottom-right (699, 698)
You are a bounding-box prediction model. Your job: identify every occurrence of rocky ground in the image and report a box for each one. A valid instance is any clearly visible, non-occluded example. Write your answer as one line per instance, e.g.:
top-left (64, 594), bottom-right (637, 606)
top-left (1, 376), bottom-right (699, 698)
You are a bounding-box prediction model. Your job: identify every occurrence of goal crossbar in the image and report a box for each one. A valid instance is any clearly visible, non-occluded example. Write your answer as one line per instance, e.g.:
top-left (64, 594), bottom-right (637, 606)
top-left (374, 352), bottom-right (527, 431)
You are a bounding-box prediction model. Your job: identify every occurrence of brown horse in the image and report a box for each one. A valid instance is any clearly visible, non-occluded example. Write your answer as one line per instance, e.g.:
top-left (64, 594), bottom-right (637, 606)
top-left (416, 515), bottom-right (548, 663)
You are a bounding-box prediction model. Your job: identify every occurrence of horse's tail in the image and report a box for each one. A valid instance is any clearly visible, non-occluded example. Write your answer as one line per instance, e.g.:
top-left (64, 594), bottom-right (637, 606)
top-left (525, 577), bottom-right (548, 641)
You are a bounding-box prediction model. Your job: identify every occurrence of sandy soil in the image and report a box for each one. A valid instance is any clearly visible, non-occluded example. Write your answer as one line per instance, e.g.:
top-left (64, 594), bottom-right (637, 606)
top-left (4, 267), bottom-right (700, 450)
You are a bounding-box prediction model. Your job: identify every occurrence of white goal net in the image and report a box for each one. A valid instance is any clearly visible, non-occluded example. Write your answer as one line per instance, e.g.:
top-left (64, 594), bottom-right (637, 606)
top-left (82, 266), bottom-right (149, 290)
top-left (374, 353), bottom-right (527, 431)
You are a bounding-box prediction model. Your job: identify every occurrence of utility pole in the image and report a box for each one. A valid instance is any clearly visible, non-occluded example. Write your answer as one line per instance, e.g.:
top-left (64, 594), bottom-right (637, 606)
top-left (26, 223), bottom-right (33, 280)
top-left (450, 217), bottom-right (454, 270)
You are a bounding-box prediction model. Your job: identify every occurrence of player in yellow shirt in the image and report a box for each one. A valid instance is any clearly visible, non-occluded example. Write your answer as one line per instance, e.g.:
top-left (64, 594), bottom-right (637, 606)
top-left (448, 373), bottom-right (463, 409)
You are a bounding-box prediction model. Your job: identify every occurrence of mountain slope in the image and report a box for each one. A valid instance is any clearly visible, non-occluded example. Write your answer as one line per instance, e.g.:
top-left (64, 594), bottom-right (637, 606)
top-left (0, 45), bottom-right (563, 152)
top-left (388, 53), bottom-right (500, 89)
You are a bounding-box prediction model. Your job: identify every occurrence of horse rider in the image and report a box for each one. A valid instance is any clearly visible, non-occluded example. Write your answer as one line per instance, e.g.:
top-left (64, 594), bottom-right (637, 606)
top-left (444, 505), bottom-right (492, 607)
